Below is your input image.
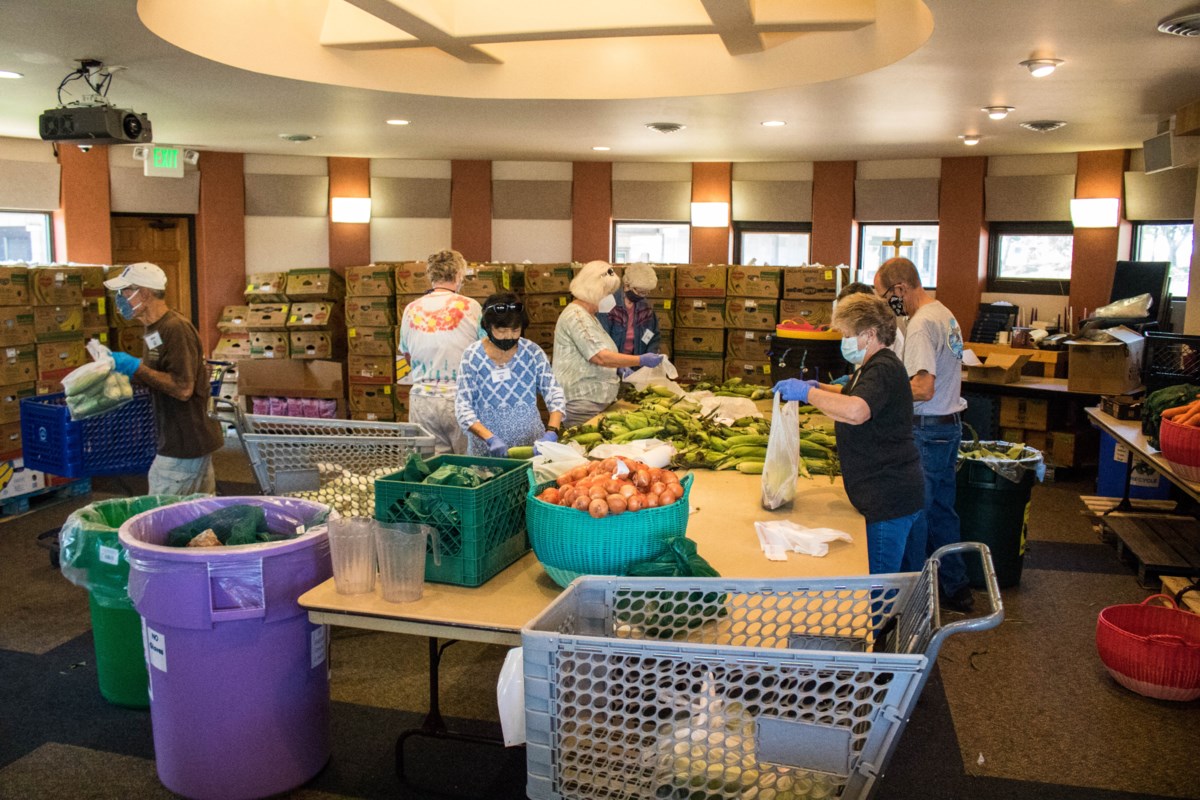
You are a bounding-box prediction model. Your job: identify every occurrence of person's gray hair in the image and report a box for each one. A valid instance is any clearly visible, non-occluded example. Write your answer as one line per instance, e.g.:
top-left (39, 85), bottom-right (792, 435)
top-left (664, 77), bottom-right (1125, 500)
top-left (623, 263), bottom-right (658, 294)
top-left (425, 250), bottom-right (466, 285)
top-left (832, 293), bottom-right (897, 346)
top-left (875, 257), bottom-right (921, 292)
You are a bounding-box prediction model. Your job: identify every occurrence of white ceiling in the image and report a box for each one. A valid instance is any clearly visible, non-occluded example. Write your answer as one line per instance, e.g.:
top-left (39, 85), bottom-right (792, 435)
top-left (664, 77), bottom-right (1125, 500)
top-left (0, 0), bottom-right (1198, 163)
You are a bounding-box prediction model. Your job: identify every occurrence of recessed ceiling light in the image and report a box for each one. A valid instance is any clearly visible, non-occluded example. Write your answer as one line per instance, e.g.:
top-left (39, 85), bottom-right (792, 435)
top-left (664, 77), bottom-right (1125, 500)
top-left (592, 146), bottom-right (611, 151)
top-left (982, 106), bottom-right (1014, 120)
top-left (959, 134), bottom-right (981, 146)
top-left (386, 119), bottom-right (410, 126)
top-left (0, 70), bottom-right (23, 79)
top-left (278, 133), bottom-right (317, 143)
top-left (761, 120), bottom-right (786, 127)
top-left (1157, 11), bottom-right (1200, 36)
top-left (1020, 58), bottom-right (1063, 78)
top-left (645, 122), bottom-right (686, 134)
top-left (1019, 120), bottom-right (1067, 133)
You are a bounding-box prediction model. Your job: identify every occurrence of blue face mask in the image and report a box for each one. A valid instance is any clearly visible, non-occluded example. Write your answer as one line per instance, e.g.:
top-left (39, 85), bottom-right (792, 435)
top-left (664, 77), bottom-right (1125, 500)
top-left (841, 335), bottom-right (867, 365)
top-left (115, 290), bottom-right (141, 320)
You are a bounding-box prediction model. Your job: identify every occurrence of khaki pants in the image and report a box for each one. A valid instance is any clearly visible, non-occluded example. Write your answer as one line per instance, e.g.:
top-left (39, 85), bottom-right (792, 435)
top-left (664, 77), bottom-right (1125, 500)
top-left (409, 393), bottom-right (467, 455)
top-left (148, 454), bottom-right (216, 496)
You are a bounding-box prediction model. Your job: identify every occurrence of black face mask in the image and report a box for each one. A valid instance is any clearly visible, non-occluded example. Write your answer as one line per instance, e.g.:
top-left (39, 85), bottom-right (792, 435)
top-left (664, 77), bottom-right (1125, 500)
top-left (888, 295), bottom-right (907, 317)
top-left (488, 332), bottom-right (520, 351)
top-left (625, 290), bottom-right (642, 303)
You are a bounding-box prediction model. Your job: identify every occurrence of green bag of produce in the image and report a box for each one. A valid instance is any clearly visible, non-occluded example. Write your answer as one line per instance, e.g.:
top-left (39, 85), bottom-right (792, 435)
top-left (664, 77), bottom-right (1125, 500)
top-left (165, 504), bottom-right (296, 547)
top-left (627, 536), bottom-right (720, 578)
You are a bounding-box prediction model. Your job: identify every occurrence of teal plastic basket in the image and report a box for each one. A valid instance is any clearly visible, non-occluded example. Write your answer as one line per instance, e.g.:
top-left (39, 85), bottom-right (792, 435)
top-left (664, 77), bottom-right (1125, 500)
top-left (526, 473), bottom-right (694, 588)
top-left (374, 455), bottom-right (532, 587)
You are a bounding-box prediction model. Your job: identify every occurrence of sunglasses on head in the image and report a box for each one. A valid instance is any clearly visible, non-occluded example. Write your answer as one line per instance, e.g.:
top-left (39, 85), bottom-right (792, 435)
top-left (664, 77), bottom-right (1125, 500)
top-left (484, 302), bottom-right (524, 314)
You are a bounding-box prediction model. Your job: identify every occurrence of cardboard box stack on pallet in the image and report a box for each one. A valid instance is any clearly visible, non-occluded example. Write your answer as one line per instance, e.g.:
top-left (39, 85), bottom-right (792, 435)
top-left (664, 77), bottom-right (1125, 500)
top-left (0, 265), bottom-right (34, 483)
top-left (673, 265), bottom-right (727, 383)
top-left (286, 268), bottom-right (346, 362)
top-left (346, 264), bottom-right (399, 422)
top-left (525, 264), bottom-right (572, 360)
top-left (724, 265), bottom-right (782, 388)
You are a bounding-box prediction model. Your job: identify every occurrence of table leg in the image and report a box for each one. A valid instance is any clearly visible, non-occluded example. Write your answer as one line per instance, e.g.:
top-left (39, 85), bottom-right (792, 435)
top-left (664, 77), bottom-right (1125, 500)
top-left (1109, 448), bottom-right (1136, 514)
top-left (395, 636), bottom-right (509, 787)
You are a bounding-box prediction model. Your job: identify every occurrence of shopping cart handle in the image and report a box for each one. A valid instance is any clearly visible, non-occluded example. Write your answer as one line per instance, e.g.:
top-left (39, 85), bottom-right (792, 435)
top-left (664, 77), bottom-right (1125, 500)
top-left (929, 541), bottom-right (1005, 646)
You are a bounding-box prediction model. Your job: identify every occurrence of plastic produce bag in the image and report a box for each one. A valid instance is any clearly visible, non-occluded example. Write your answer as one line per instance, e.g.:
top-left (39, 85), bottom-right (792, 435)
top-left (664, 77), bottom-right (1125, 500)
top-left (588, 439), bottom-right (675, 469)
top-left (496, 647), bottom-right (526, 747)
top-left (165, 503), bottom-right (299, 547)
top-left (1096, 293), bottom-right (1152, 319)
top-left (761, 392), bottom-right (800, 510)
top-left (627, 536), bottom-right (719, 578)
top-left (623, 359), bottom-right (683, 395)
top-left (530, 441), bottom-right (589, 485)
top-left (62, 339), bottom-right (134, 421)
top-left (958, 440), bottom-right (1047, 483)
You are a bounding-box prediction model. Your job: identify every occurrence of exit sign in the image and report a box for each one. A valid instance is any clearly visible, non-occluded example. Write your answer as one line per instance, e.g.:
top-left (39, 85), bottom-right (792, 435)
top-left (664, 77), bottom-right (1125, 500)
top-left (143, 146), bottom-right (184, 178)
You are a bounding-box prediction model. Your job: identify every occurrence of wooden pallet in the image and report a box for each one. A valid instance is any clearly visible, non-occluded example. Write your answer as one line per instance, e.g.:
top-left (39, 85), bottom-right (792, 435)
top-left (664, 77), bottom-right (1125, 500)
top-left (0, 478), bottom-right (91, 519)
top-left (1080, 495), bottom-right (1179, 517)
top-left (1100, 515), bottom-right (1200, 587)
top-left (1161, 575), bottom-right (1200, 615)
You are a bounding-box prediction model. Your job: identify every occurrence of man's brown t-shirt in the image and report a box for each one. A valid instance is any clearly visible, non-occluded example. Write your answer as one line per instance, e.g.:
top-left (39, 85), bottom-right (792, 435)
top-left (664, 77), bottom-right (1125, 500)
top-left (142, 310), bottom-right (223, 459)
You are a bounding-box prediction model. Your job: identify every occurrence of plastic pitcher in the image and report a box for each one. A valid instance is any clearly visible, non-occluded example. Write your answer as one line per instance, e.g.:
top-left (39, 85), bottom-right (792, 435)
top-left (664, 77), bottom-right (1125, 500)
top-left (375, 521), bottom-right (438, 602)
top-left (328, 517), bottom-right (377, 595)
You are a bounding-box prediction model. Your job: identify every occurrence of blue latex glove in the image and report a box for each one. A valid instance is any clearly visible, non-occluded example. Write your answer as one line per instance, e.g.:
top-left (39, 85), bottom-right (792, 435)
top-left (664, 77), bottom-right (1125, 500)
top-left (617, 366), bottom-right (633, 379)
top-left (830, 374), bottom-right (851, 387)
top-left (773, 379), bottom-right (819, 403)
top-left (638, 352), bottom-right (664, 369)
top-left (485, 435), bottom-right (508, 457)
top-left (110, 351), bottom-right (141, 377)
top-left (538, 430), bottom-right (559, 443)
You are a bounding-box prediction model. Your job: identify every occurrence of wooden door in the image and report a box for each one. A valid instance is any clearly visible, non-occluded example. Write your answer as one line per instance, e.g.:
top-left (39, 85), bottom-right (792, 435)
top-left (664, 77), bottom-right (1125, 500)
top-left (110, 216), bottom-right (193, 323)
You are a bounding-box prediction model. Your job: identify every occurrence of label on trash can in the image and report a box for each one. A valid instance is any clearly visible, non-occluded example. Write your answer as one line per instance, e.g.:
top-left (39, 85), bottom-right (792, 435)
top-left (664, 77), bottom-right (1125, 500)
top-left (146, 626), bottom-right (167, 673)
top-left (98, 545), bottom-right (120, 566)
top-left (1114, 444), bottom-right (1162, 488)
top-left (310, 624), bottom-right (327, 669)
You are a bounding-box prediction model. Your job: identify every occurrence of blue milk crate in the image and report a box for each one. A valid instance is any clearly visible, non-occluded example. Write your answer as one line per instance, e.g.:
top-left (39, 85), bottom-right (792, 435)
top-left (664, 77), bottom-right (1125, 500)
top-left (20, 391), bottom-right (157, 478)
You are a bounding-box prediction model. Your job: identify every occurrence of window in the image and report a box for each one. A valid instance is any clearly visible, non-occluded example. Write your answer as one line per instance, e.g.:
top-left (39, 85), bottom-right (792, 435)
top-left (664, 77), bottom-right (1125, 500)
top-left (858, 224), bottom-right (938, 288)
top-left (733, 221), bottom-right (811, 266)
top-left (613, 222), bottom-right (690, 264)
top-left (1135, 221), bottom-right (1194, 298)
top-left (0, 211), bottom-right (53, 262)
top-left (987, 222), bottom-right (1073, 293)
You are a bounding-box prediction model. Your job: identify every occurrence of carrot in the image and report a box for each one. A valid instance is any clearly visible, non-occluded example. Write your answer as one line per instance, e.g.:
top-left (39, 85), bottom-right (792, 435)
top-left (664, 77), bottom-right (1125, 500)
top-left (1177, 405), bottom-right (1200, 426)
top-left (1162, 404), bottom-right (1193, 419)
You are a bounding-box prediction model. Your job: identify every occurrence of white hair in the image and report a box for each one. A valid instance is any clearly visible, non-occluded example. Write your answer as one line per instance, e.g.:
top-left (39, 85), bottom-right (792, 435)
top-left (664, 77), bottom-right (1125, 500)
top-left (569, 260), bottom-right (621, 305)
top-left (623, 263), bottom-right (658, 293)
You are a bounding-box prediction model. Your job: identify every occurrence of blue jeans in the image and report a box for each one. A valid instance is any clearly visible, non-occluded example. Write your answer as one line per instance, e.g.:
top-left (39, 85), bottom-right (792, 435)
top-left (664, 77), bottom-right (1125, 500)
top-left (867, 510), bottom-right (922, 575)
top-left (903, 421), bottom-right (969, 595)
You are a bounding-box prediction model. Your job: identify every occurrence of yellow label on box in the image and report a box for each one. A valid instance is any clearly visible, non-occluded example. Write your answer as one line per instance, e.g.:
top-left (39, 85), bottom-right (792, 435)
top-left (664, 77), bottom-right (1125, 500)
top-left (289, 315), bottom-right (298, 323)
top-left (384, 385), bottom-right (392, 395)
top-left (348, 327), bottom-right (357, 337)
top-left (395, 356), bottom-right (411, 379)
top-left (664, 300), bottom-right (672, 309)
top-left (97, 298), bottom-right (105, 314)
top-left (559, 297), bottom-right (567, 306)
top-left (762, 364), bottom-right (771, 374)
top-left (824, 270), bottom-right (833, 279)
top-left (502, 273), bottom-right (511, 289)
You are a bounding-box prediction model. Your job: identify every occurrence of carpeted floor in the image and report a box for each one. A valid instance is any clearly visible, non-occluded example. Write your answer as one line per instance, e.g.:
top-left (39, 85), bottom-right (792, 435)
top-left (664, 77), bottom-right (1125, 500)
top-left (0, 439), bottom-right (1196, 799)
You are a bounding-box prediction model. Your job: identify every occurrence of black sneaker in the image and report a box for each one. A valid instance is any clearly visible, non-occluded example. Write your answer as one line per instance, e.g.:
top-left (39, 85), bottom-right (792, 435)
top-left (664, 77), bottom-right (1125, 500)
top-left (940, 586), bottom-right (975, 613)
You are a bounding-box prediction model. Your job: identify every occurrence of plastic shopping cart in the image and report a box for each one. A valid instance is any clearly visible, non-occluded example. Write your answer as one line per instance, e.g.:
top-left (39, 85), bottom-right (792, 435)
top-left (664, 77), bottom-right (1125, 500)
top-left (522, 541), bottom-right (1004, 800)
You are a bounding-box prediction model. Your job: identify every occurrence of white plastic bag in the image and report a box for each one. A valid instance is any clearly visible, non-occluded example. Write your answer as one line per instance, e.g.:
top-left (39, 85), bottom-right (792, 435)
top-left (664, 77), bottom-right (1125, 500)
top-left (1095, 293), bottom-right (1152, 319)
top-left (761, 392), bottom-right (800, 510)
top-left (695, 395), bottom-right (762, 426)
top-left (530, 441), bottom-right (589, 485)
top-left (587, 439), bottom-right (675, 469)
top-left (496, 646), bottom-right (526, 747)
top-left (623, 359), bottom-right (683, 395)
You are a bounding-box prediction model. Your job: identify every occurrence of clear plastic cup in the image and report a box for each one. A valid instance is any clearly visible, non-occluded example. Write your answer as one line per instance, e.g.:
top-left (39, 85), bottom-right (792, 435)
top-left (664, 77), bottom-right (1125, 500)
top-left (327, 517), bottom-right (377, 595)
top-left (374, 522), bottom-right (434, 603)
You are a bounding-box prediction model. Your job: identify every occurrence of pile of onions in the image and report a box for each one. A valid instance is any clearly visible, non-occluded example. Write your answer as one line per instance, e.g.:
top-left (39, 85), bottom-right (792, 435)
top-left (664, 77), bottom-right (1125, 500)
top-left (535, 457), bottom-right (685, 519)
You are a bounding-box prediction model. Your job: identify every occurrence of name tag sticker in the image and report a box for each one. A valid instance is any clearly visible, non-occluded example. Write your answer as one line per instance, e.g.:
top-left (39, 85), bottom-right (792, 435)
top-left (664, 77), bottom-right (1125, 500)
top-left (492, 367), bottom-right (513, 383)
top-left (144, 331), bottom-right (163, 350)
top-left (98, 545), bottom-right (120, 565)
top-left (641, 329), bottom-right (654, 345)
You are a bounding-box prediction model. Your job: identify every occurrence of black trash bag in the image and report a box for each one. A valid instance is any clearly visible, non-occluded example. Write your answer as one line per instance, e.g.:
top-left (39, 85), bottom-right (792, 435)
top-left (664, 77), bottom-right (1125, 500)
top-left (165, 504), bottom-right (296, 547)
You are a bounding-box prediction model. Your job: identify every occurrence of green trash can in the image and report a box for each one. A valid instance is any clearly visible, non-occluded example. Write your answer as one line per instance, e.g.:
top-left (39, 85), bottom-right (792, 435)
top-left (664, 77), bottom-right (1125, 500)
top-left (954, 442), bottom-right (1044, 589)
top-left (59, 494), bottom-right (206, 708)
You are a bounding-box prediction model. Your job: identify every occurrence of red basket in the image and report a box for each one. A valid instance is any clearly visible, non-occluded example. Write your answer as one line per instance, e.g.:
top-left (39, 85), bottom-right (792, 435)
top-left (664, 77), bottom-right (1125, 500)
top-left (1096, 594), bottom-right (1200, 701)
top-left (1158, 417), bottom-right (1200, 482)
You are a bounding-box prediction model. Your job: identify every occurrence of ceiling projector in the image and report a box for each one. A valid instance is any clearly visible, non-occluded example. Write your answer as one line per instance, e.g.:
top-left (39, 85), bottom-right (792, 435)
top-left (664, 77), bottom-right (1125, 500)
top-left (39, 105), bottom-right (152, 145)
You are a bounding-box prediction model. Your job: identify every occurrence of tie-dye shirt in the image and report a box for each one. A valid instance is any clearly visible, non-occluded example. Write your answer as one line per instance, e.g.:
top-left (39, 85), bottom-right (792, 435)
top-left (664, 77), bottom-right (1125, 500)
top-left (399, 290), bottom-right (483, 398)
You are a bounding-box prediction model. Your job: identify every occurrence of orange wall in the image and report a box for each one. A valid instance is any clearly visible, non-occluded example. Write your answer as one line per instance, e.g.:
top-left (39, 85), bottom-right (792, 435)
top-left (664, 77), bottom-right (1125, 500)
top-left (195, 151), bottom-right (246, 353)
top-left (690, 162), bottom-right (731, 265)
top-left (53, 144), bottom-right (112, 264)
top-left (573, 161), bottom-right (612, 262)
top-left (811, 161), bottom-right (856, 266)
top-left (935, 156), bottom-right (988, 334)
top-left (327, 157), bottom-right (371, 270)
top-left (451, 160), bottom-right (492, 261)
top-left (1070, 149), bottom-right (1131, 319)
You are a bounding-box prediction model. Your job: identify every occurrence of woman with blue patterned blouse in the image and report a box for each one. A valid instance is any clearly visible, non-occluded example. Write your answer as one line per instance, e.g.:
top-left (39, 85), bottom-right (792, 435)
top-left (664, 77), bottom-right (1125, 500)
top-left (455, 293), bottom-right (567, 457)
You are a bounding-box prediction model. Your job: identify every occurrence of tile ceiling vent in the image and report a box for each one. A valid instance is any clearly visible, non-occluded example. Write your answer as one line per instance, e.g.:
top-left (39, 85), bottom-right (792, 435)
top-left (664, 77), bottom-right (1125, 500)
top-left (1158, 10), bottom-right (1200, 36)
top-left (1019, 120), bottom-right (1068, 133)
top-left (645, 122), bottom-right (686, 134)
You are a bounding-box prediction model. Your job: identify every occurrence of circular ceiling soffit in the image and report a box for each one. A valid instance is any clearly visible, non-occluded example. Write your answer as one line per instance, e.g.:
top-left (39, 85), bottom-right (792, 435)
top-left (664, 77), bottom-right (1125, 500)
top-left (138, 0), bottom-right (934, 100)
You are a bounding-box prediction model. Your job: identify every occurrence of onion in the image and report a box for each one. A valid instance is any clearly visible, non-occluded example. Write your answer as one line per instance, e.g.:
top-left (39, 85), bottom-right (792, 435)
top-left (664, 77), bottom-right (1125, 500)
top-left (645, 493), bottom-right (660, 508)
top-left (667, 482), bottom-right (685, 500)
top-left (572, 496), bottom-right (590, 511)
top-left (556, 474), bottom-right (572, 488)
top-left (649, 481), bottom-right (667, 497)
top-left (634, 469), bottom-right (651, 490)
top-left (658, 492), bottom-right (675, 507)
top-left (626, 495), bottom-right (644, 512)
top-left (604, 478), bottom-right (622, 494)
top-left (589, 486), bottom-right (608, 501)
top-left (606, 494), bottom-right (627, 515)
top-left (561, 487), bottom-right (576, 505)
top-left (588, 498), bottom-right (609, 519)
top-left (619, 484), bottom-right (637, 499)
top-left (540, 488), bottom-right (560, 504)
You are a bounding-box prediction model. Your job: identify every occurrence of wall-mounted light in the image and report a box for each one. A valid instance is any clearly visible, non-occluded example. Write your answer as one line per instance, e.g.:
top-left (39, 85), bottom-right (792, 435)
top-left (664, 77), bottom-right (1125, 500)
top-left (959, 134), bottom-right (981, 146)
top-left (1070, 198), bottom-right (1120, 228)
top-left (1020, 58), bottom-right (1063, 77)
top-left (982, 106), bottom-right (1014, 120)
top-left (690, 202), bottom-right (730, 228)
top-left (331, 197), bottom-right (372, 224)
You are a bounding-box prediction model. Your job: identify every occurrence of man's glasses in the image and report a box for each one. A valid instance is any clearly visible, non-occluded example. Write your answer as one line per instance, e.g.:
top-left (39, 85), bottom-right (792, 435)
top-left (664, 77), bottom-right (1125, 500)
top-left (484, 302), bottom-right (524, 314)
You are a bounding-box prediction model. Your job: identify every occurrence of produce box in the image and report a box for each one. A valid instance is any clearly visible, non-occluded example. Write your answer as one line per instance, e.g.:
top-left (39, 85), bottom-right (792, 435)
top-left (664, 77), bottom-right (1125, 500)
top-left (246, 303), bottom-right (290, 330)
top-left (642, 265), bottom-right (675, 300)
top-left (0, 266), bottom-right (30, 305)
top-left (726, 329), bottom-right (773, 361)
top-left (395, 294), bottom-right (425, 320)
top-left (249, 331), bottom-right (289, 360)
top-left (725, 358), bottom-right (773, 387)
top-left (0, 420), bottom-right (21, 459)
top-left (1100, 394), bottom-right (1142, 420)
top-left (289, 330), bottom-right (344, 360)
top-left (35, 339), bottom-right (87, 382)
top-left (0, 307), bottom-right (35, 347)
top-left (672, 328), bottom-right (725, 357)
top-left (84, 330), bottom-right (110, 347)
top-left (351, 409), bottom-right (396, 423)
top-left (525, 324), bottom-right (555, 354)
top-left (392, 262), bottom-right (432, 295)
top-left (394, 384), bottom-right (411, 421)
top-left (238, 358), bottom-right (344, 402)
top-left (29, 267), bottom-right (83, 306)
top-left (724, 298), bottom-right (778, 331)
top-left (526, 294), bottom-right (570, 325)
top-left (0, 382), bottom-right (36, 424)
top-left (461, 265), bottom-right (513, 298)
top-left (285, 267), bottom-right (345, 301)
top-left (675, 264), bottom-right (728, 298)
top-left (0, 458), bottom-right (45, 501)
top-left (966, 352), bottom-right (1032, 385)
top-left (244, 272), bottom-right (289, 303)
top-left (347, 326), bottom-right (397, 356)
top-left (1046, 428), bottom-right (1099, 468)
top-left (659, 339), bottom-right (672, 359)
top-left (1024, 429), bottom-right (1049, 453)
top-left (782, 265), bottom-right (851, 300)
top-left (33, 305), bottom-right (83, 341)
top-left (347, 353), bottom-right (395, 384)
top-left (346, 265), bottom-right (396, 297)
top-left (673, 355), bottom-right (724, 384)
top-left (999, 396), bottom-right (1050, 432)
top-left (78, 265), bottom-right (106, 297)
top-left (523, 264), bottom-right (573, 294)
top-left (1066, 326), bottom-right (1144, 395)
top-left (118, 327), bottom-right (145, 359)
top-left (348, 382), bottom-right (395, 416)
top-left (0, 344), bottom-right (38, 384)
top-left (727, 265), bottom-right (782, 299)
top-left (80, 297), bottom-right (107, 332)
top-left (674, 299), bottom-right (725, 330)
top-left (346, 297), bottom-right (397, 327)
top-left (650, 298), bottom-right (674, 331)
top-left (288, 301), bottom-right (342, 329)
top-left (212, 333), bottom-right (252, 361)
top-left (217, 305), bottom-right (251, 334)
top-left (779, 299), bottom-right (834, 328)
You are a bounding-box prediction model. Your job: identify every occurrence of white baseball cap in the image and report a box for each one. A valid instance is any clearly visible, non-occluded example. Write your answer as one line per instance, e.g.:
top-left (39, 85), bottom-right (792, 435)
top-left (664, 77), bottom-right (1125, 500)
top-left (104, 262), bottom-right (168, 291)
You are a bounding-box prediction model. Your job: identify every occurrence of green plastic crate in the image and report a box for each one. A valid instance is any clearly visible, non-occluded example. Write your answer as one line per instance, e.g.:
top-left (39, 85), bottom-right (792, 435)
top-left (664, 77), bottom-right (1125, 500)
top-left (374, 455), bottom-right (532, 587)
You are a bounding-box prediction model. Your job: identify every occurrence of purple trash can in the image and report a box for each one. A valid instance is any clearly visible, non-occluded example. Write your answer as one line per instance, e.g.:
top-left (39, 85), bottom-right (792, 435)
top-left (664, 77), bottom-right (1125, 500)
top-left (119, 497), bottom-right (334, 800)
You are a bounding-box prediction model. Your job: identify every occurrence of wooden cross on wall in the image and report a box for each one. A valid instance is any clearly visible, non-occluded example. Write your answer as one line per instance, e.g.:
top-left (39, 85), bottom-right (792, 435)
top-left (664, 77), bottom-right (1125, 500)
top-left (882, 228), bottom-right (914, 258)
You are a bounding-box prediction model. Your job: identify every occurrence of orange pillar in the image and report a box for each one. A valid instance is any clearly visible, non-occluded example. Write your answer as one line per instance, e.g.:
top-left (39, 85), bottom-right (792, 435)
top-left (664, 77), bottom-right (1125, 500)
top-left (810, 161), bottom-right (856, 267)
top-left (935, 156), bottom-right (988, 335)
top-left (573, 161), bottom-right (612, 262)
top-left (451, 160), bottom-right (492, 262)
top-left (53, 144), bottom-right (112, 264)
top-left (196, 151), bottom-right (247, 354)
top-left (328, 157), bottom-right (371, 271)
top-left (690, 162), bottom-right (731, 265)
top-left (1070, 149), bottom-right (1131, 320)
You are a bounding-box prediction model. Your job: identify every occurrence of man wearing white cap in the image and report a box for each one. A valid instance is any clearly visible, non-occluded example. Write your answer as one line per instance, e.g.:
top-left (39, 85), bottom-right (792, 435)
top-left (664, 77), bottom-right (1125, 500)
top-left (104, 262), bottom-right (224, 494)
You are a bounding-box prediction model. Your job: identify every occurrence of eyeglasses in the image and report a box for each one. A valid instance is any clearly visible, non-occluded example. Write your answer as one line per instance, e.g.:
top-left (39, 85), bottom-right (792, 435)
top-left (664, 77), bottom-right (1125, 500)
top-left (484, 302), bottom-right (524, 314)
top-left (606, 268), bottom-right (616, 276)
top-left (881, 283), bottom-right (904, 299)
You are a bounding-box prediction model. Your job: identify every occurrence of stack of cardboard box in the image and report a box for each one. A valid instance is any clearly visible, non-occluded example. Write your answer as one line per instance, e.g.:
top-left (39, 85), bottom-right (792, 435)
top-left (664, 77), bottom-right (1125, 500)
top-left (30, 267), bottom-right (88, 396)
top-left (285, 268), bottom-right (345, 361)
top-left (239, 272), bottom-right (289, 361)
top-left (0, 266), bottom-right (34, 468)
top-left (524, 264), bottom-right (572, 358)
top-left (673, 265), bottom-right (727, 383)
top-left (346, 264), bottom-right (398, 422)
top-left (723, 266), bottom-right (782, 388)
top-left (780, 266), bottom-right (848, 328)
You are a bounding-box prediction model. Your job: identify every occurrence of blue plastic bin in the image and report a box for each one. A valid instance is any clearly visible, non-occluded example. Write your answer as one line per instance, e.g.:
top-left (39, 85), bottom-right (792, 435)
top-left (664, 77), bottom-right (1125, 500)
top-left (1096, 431), bottom-right (1171, 500)
top-left (20, 390), bottom-right (157, 478)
